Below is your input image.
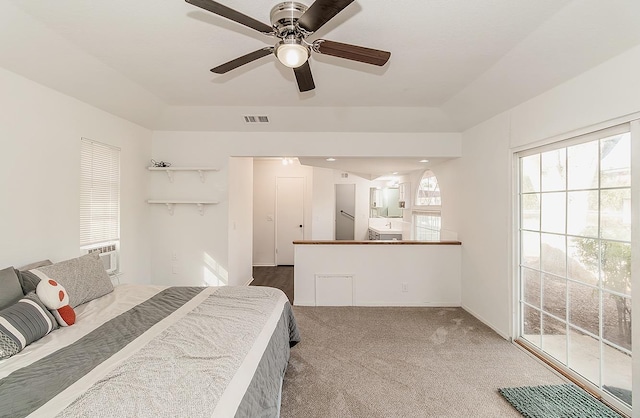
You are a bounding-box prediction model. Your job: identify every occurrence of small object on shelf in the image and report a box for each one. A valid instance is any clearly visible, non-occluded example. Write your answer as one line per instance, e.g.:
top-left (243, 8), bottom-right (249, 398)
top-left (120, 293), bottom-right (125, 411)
top-left (151, 159), bottom-right (171, 167)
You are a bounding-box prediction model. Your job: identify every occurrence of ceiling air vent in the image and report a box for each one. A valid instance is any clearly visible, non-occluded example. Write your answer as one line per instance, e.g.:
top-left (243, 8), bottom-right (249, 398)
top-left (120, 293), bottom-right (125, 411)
top-left (243, 115), bottom-right (269, 123)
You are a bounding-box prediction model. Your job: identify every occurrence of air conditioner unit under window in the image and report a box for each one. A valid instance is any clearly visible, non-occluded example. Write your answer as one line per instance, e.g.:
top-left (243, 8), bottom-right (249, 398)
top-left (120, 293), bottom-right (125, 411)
top-left (84, 244), bottom-right (119, 275)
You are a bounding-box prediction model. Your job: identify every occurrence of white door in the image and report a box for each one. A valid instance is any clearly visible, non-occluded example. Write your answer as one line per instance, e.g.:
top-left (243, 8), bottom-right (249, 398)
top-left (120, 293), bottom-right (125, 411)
top-left (276, 177), bottom-right (304, 265)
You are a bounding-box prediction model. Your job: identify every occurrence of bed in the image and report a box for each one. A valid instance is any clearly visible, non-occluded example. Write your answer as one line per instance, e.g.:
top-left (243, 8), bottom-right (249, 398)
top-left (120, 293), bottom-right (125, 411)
top-left (0, 256), bottom-right (300, 418)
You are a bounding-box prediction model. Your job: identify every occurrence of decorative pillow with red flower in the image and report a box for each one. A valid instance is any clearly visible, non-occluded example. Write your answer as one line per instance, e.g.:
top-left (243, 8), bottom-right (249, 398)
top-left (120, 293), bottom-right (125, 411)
top-left (36, 279), bottom-right (76, 327)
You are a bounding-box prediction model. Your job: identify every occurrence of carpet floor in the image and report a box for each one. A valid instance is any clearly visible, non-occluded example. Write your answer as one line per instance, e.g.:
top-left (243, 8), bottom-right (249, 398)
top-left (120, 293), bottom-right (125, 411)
top-left (281, 306), bottom-right (565, 418)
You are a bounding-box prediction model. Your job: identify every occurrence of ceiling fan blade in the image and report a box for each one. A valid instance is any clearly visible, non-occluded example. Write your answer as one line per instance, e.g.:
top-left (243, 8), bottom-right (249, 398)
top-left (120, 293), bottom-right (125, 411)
top-left (293, 61), bottom-right (315, 92)
top-left (210, 47), bottom-right (274, 74)
top-left (297, 0), bottom-right (355, 33)
top-left (185, 0), bottom-right (274, 34)
top-left (313, 39), bottom-right (390, 66)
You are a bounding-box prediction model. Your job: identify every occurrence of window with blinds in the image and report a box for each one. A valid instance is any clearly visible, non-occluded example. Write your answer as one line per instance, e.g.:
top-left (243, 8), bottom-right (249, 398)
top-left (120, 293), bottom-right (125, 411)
top-left (413, 170), bottom-right (442, 240)
top-left (80, 138), bottom-right (121, 248)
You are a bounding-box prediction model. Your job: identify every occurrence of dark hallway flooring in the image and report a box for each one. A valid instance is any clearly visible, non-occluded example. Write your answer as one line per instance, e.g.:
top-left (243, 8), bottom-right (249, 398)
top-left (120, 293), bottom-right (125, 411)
top-left (251, 266), bottom-right (294, 304)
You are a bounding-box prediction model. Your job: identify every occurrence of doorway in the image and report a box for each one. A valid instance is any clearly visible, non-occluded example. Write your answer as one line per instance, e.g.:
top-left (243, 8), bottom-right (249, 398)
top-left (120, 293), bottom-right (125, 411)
top-left (335, 184), bottom-right (355, 240)
top-left (276, 177), bottom-right (304, 265)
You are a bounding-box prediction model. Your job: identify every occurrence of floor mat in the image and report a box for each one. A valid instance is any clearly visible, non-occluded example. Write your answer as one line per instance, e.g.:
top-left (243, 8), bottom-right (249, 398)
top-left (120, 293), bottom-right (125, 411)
top-left (498, 384), bottom-right (622, 418)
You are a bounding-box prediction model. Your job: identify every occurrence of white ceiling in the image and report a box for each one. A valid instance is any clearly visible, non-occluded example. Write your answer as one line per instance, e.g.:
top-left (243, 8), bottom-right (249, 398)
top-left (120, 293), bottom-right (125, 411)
top-left (2, 0), bottom-right (640, 132)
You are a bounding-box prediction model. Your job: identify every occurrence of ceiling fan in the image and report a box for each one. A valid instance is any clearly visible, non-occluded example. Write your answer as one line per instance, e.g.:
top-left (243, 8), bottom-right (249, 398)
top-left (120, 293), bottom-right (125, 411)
top-left (185, 0), bottom-right (391, 92)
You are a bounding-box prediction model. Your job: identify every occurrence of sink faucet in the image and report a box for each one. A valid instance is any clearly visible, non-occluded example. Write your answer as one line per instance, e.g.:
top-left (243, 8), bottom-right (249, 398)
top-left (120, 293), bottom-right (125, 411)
top-left (386, 221), bottom-right (392, 228)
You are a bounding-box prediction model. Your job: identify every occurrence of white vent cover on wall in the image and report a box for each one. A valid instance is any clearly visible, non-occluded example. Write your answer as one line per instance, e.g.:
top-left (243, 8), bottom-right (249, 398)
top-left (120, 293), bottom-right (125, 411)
top-left (243, 115), bottom-right (269, 123)
top-left (315, 274), bottom-right (354, 306)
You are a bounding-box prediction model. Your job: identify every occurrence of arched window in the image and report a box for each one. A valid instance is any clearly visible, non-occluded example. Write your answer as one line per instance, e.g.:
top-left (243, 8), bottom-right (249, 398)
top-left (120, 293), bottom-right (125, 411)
top-left (413, 170), bottom-right (441, 240)
top-left (416, 170), bottom-right (441, 206)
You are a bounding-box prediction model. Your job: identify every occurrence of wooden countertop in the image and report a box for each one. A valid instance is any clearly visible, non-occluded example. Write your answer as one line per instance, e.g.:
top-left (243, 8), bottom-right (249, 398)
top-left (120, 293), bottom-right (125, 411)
top-left (293, 240), bottom-right (461, 245)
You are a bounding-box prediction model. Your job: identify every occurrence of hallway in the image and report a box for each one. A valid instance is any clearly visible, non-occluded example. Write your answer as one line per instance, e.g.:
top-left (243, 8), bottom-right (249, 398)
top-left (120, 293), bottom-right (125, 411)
top-left (251, 266), bottom-right (294, 304)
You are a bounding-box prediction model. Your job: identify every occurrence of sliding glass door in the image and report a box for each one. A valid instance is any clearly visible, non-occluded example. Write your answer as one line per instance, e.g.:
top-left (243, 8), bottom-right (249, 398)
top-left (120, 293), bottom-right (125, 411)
top-left (518, 125), bottom-right (632, 410)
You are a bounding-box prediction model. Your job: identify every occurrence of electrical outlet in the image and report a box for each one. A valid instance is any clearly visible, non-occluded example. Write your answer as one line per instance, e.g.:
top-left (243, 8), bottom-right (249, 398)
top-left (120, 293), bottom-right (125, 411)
top-left (401, 282), bottom-right (408, 292)
top-left (172, 263), bottom-right (178, 274)
top-left (171, 252), bottom-right (178, 261)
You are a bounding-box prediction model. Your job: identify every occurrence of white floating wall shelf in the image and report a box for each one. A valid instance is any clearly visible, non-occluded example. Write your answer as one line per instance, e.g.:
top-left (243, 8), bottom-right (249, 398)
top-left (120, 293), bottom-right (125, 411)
top-left (147, 200), bottom-right (219, 216)
top-left (147, 167), bottom-right (219, 183)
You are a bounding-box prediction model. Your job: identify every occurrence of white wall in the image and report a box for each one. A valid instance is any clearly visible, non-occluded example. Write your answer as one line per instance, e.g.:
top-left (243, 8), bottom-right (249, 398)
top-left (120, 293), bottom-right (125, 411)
top-left (454, 114), bottom-right (512, 336)
top-left (228, 157), bottom-right (253, 285)
top-left (0, 67), bottom-right (152, 283)
top-left (151, 131), bottom-right (461, 285)
top-left (449, 45), bottom-right (640, 340)
top-left (311, 167), bottom-right (335, 240)
top-left (295, 244), bottom-right (461, 307)
top-left (149, 136), bottom-right (229, 286)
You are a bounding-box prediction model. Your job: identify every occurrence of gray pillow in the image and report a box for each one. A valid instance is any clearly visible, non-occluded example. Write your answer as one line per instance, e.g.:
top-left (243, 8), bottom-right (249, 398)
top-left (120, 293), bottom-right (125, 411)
top-left (0, 267), bottom-right (24, 311)
top-left (0, 292), bottom-right (58, 360)
top-left (17, 270), bottom-right (42, 295)
top-left (18, 259), bottom-right (53, 271)
top-left (31, 253), bottom-right (114, 308)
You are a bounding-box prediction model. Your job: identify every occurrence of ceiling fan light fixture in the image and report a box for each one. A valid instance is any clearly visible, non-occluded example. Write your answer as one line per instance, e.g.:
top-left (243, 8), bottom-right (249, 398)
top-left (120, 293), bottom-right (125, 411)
top-left (275, 40), bottom-right (309, 68)
top-left (187, 0), bottom-right (390, 92)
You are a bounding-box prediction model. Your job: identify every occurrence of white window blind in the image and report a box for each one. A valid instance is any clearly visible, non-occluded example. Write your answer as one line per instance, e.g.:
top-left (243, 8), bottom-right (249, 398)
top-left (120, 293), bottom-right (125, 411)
top-left (80, 138), bottom-right (120, 247)
top-left (412, 211), bottom-right (441, 241)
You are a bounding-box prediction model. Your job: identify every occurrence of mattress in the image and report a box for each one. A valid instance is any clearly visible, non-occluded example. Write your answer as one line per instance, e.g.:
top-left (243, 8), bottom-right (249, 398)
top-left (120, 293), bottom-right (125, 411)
top-left (0, 284), bottom-right (300, 417)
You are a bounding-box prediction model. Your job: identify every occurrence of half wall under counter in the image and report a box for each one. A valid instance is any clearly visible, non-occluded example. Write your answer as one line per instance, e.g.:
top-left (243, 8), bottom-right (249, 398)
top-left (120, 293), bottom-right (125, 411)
top-left (293, 240), bottom-right (461, 307)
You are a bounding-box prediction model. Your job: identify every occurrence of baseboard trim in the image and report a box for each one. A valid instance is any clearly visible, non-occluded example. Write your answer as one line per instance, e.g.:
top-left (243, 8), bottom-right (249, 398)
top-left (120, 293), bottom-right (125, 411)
top-left (293, 300), bottom-right (315, 306)
top-left (461, 304), bottom-right (510, 340)
top-left (252, 263), bottom-right (276, 267)
top-left (244, 277), bottom-right (254, 286)
top-left (355, 301), bottom-right (461, 307)
top-left (293, 301), bottom-right (461, 307)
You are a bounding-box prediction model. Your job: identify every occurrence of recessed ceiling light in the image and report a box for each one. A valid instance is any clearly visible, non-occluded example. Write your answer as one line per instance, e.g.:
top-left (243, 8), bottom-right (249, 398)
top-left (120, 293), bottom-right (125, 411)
top-left (419, 159), bottom-right (429, 163)
top-left (326, 157), bottom-right (336, 162)
top-left (392, 172), bottom-right (398, 175)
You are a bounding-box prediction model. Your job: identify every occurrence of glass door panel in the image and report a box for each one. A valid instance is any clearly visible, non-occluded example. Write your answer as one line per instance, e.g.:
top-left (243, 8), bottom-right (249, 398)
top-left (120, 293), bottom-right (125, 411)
top-left (603, 342), bottom-right (632, 405)
top-left (518, 127), bottom-right (632, 409)
top-left (568, 327), bottom-right (600, 384)
top-left (522, 304), bottom-right (541, 348)
top-left (542, 314), bottom-right (567, 364)
top-left (567, 281), bottom-right (599, 335)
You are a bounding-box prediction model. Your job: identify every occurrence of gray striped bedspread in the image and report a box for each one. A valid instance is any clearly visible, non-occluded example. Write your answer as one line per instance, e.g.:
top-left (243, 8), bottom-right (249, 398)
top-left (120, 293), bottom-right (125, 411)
top-left (0, 285), bottom-right (300, 418)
